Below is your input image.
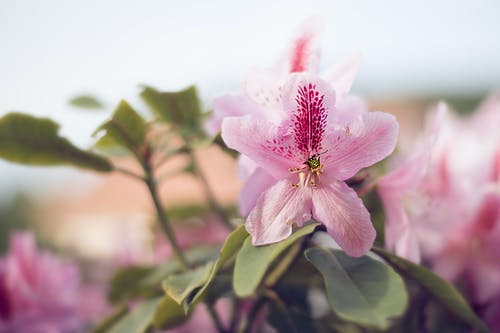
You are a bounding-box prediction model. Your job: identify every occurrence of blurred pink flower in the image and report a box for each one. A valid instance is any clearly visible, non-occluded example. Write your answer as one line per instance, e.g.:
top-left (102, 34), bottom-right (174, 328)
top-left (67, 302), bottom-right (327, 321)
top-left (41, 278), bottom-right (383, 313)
top-left (378, 103), bottom-right (448, 262)
top-left (0, 232), bottom-right (108, 333)
top-left (378, 94), bottom-right (500, 309)
top-left (222, 73), bottom-right (398, 256)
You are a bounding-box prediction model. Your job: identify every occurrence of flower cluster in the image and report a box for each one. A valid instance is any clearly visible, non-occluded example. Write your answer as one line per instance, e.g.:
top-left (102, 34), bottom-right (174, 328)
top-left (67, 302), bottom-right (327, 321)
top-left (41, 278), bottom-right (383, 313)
top-left (378, 95), bottom-right (500, 330)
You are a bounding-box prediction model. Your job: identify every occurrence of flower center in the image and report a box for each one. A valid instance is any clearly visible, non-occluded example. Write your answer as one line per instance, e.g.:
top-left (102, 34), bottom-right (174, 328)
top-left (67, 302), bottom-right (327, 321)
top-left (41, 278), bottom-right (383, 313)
top-left (289, 154), bottom-right (324, 188)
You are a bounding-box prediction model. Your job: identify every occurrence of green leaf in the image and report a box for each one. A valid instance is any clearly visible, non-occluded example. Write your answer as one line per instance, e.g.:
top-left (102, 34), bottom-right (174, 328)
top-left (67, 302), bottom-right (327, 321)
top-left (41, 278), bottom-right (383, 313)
top-left (0, 113), bottom-right (112, 171)
top-left (94, 100), bottom-right (147, 154)
top-left (109, 266), bottom-right (154, 303)
top-left (304, 246), bottom-right (408, 330)
top-left (371, 247), bottom-right (490, 333)
top-left (93, 134), bottom-right (130, 156)
top-left (152, 294), bottom-right (190, 330)
top-left (69, 95), bottom-right (105, 109)
top-left (186, 225), bottom-right (249, 307)
top-left (140, 85), bottom-right (202, 135)
top-left (107, 298), bottom-right (160, 333)
top-left (233, 223), bottom-right (319, 297)
top-left (92, 304), bottom-right (128, 333)
top-left (109, 245), bottom-right (220, 304)
top-left (162, 261), bottom-right (214, 305)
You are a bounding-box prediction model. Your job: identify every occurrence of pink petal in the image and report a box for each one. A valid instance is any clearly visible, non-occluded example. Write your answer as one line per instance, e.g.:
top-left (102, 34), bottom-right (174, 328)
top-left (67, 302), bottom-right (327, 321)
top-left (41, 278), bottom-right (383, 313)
top-left (239, 167), bottom-right (277, 216)
top-left (283, 17), bottom-right (324, 73)
top-left (246, 178), bottom-right (312, 246)
top-left (221, 115), bottom-right (298, 179)
top-left (330, 95), bottom-right (368, 127)
top-left (282, 74), bottom-right (336, 160)
top-left (243, 67), bottom-right (287, 115)
top-left (323, 111), bottom-right (399, 181)
top-left (473, 260), bottom-right (500, 303)
top-left (204, 95), bottom-right (263, 136)
top-left (311, 179), bottom-right (375, 257)
top-left (237, 155), bottom-right (258, 181)
top-left (394, 226), bottom-right (421, 263)
top-left (322, 52), bottom-right (362, 102)
top-left (432, 246), bottom-right (468, 283)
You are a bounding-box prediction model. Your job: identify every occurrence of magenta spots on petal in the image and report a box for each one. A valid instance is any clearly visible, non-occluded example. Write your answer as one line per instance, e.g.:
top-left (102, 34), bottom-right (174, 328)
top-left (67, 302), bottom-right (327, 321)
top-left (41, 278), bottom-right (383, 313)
top-left (290, 37), bottom-right (309, 73)
top-left (292, 83), bottom-right (328, 155)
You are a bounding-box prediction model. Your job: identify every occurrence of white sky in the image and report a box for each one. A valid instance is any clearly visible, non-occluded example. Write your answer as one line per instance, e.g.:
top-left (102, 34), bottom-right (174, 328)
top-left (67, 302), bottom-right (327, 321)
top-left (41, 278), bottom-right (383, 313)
top-left (1, 0), bottom-right (499, 196)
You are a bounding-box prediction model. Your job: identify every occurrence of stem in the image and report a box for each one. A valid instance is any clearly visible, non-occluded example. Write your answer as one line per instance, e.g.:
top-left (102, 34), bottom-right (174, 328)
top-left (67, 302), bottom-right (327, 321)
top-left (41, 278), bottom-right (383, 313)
top-left (229, 298), bottom-right (240, 333)
top-left (143, 160), bottom-right (190, 270)
top-left (188, 149), bottom-right (234, 230)
top-left (206, 304), bottom-right (227, 333)
top-left (264, 242), bottom-right (302, 288)
top-left (238, 298), bottom-right (266, 333)
top-left (113, 166), bottom-right (145, 181)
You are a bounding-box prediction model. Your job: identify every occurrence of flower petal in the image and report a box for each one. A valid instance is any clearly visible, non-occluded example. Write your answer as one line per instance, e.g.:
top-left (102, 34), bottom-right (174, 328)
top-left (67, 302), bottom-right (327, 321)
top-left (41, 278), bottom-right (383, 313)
top-left (247, 178), bottom-right (312, 246)
top-left (322, 52), bottom-right (362, 102)
top-left (282, 74), bottom-right (336, 160)
top-left (330, 95), bottom-right (367, 127)
top-left (323, 111), bottom-right (399, 180)
top-left (282, 16), bottom-right (324, 73)
top-left (243, 67), bottom-right (287, 115)
top-left (237, 154), bottom-right (258, 181)
top-left (311, 179), bottom-right (375, 257)
top-left (204, 95), bottom-right (263, 136)
top-left (239, 167), bottom-right (277, 216)
top-left (221, 115), bottom-right (298, 179)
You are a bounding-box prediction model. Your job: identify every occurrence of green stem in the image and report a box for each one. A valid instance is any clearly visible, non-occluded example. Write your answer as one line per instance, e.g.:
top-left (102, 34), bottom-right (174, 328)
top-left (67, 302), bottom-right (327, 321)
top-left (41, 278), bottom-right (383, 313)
top-left (188, 149), bottom-right (234, 230)
top-left (143, 160), bottom-right (189, 270)
top-left (113, 166), bottom-right (145, 181)
top-left (206, 304), bottom-right (228, 333)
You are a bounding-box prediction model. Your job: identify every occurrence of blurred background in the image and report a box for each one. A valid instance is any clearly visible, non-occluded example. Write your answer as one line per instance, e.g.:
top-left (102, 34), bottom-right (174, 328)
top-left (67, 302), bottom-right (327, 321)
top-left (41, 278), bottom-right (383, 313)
top-left (1, 0), bottom-right (499, 257)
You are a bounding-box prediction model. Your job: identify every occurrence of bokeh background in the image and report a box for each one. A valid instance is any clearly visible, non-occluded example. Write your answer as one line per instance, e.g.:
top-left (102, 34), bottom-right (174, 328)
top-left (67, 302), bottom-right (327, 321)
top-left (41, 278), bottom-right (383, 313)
top-left (1, 0), bottom-right (499, 257)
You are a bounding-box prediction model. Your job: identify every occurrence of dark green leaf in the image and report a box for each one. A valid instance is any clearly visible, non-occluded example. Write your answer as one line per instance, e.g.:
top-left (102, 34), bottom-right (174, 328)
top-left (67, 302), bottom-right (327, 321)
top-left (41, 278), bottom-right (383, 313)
top-left (109, 266), bottom-right (154, 303)
top-left (107, 298), bottom-right (160, 333)
top-left (0, 113), bottom-right (112, 171)
top-left (233, 223), bottom-right (319, 297)
top-left (152, 294), bottom-right (190, 330)
top-left (305, 246), bottom-right (408, 329)
top-left (371, 247), bottom-right (490, 333)
top-left (69, 95), bottom-right (105, 109)
top-left (140, 85), bottom-right (202, 135)
top-left (94, 100), bottom-right (147, 154)
top-left (268, 295), bottom-right (319, 333)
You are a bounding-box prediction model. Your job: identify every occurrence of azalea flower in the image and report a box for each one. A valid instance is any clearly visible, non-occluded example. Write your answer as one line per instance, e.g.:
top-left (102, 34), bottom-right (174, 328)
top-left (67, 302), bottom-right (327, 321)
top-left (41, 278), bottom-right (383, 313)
top-left (208, 17), bottom-right (370, 228)
top-left (222, 73), bottom-right (398, 256)
top-left (378, 94), bottom-right (500, 303)
top-left (0, 232), bottom-right (108, 332)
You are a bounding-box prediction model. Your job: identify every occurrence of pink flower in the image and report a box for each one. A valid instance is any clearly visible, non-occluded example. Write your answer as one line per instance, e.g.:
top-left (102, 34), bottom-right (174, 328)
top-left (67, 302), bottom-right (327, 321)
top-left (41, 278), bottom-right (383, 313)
top-left (222, 73), bottom-right (398, 256)
top-left (378, 94), bottom-right (500, 306)
top-left (0, 232), bottom-right (108, 333)
top-left (378, 104), bottom-right (448, 262)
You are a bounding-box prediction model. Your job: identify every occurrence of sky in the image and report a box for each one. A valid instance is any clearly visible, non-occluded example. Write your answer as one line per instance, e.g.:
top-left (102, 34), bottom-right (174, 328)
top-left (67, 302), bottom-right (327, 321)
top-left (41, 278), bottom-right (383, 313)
top-left (1, 0), bottom-right (499, 196)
